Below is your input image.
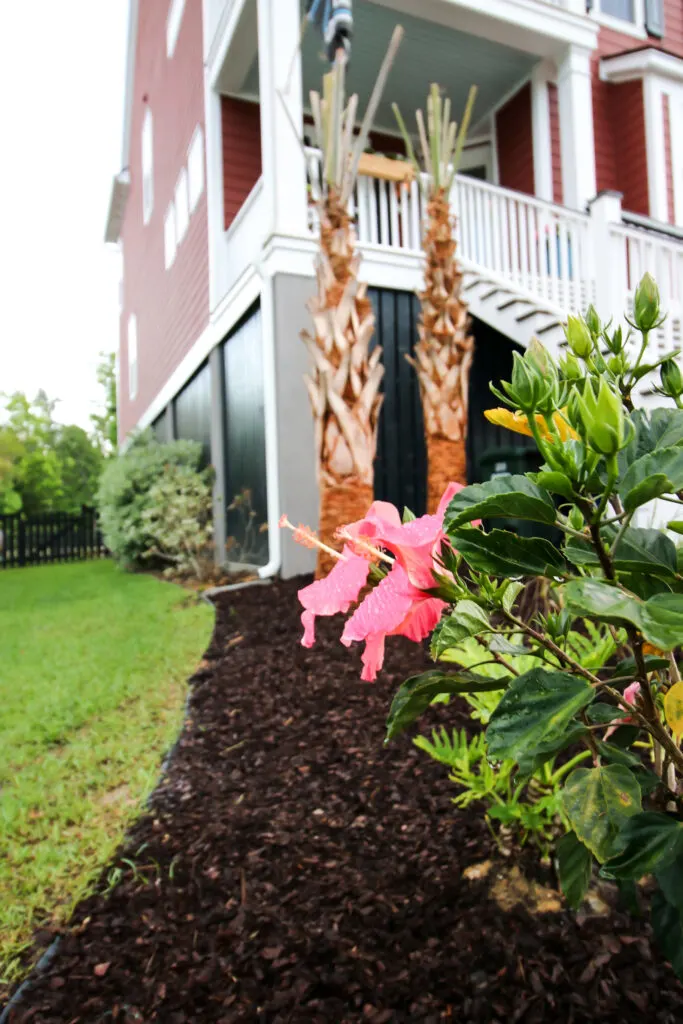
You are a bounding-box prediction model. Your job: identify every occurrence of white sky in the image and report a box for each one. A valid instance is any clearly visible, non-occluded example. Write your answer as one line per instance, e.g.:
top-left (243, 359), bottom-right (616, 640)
top-left (0, 2), bottom-right (129, 430)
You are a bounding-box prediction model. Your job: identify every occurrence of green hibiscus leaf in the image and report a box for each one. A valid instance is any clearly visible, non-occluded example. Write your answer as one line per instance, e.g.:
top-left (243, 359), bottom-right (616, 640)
top-left (639, 594), bottom-right (683, 651)
top-left (562, 764), bottom-right (641, 863)
top-left (450, 529), bottom-right (566, 578)
top-left (430, 601), bottom-right (491, 658)
top-left (656, 853), bottom-right (683, 915)
top-left (444, 475), bottom-right (556, 531)
top-left (386, 670), bottom-right (508, 741)
top-left (486, 668), bottom-right (594, 762)
top-left (586, 703), bottom-right (629, 725)
top-left (602, 812), bottom-right (683, 879)
top-left (620, 447), bottom-right (683, 513)
top-left (557, 831), bottom-right (593, 910)
top-left (652, 889), bottom-right (683, 980)
top-left (535, 471), bottom-right (576, 501)
top-left (565, 528), bottom-right (678, 579)
top-left (563, 579), bottom-right (643, 630)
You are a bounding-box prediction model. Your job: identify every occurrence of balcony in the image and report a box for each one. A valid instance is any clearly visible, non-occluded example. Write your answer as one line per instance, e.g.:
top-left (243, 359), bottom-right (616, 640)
top-left (304, 147), bottom-right (683, 368)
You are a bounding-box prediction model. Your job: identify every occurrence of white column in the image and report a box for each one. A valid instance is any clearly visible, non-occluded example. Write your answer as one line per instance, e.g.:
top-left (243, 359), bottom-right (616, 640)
top-left (257, 0), bottom-right (307, 241)
top-left (557, 45), bottom-right (597, 211)
top-left (588, 190), bottom-right (624, 321)
top-left (531, 63), bottom-right (554, 203)
top-left (643, 76), bottom-right (669, 223)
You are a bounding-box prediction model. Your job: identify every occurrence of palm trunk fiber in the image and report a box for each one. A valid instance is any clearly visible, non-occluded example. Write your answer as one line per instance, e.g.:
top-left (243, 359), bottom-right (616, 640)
top-left (317, 480), bottom-right (374, 578)
top-left (426, 436), bottom-right (467, 515)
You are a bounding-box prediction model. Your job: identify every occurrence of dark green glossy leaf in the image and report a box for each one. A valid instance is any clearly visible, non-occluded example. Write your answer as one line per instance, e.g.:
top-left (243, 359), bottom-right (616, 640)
top-left (557, 831), bottom-right (593, 910)
top-left (430, 601), bottom-right (491, 658)
top-left (444, 475), bottom-right (556, 531)
top-left (486, 668), bottom-right (594, 762)
top-left (602, 812), bottom-right (683, 879)
top-left (386, 670), bottom-right (508, 741)
top-left (596, 740), bottom-right (642, 768)
top-left (586, 703), bottom-right (628, 725)
top-left (562, 764), bottom-right (641, 862)
top-left (563, 579), bottom-right (643, 629)
top-left (640, 593), bottom-right (683, 651)
top-left (501, 580), bottom-right (524, 615)
top-left (450, 528), bottom-right (565, 578)
top-left (565, 528), bottom-right (678, 578)
top-left (618, 573), bottom-right (674, 600)
top-left (657, 410), bottom-right (683, 449)
top-left (535, 471), bottom-right (576, 500)
top-left (652, 889), bottom-right (683, 979)
top-left (620, 447), bottom-right (683, 513)
top-left (517, 722), bottom-right (587, 776)
top-left (656, 854), bottom-right (683, 915)
top-left (612, 655), bottom-right (670, 677)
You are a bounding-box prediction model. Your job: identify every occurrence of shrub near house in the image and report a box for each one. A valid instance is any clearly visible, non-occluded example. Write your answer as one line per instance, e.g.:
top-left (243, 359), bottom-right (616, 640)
top-left (287, 274), bottom-right (683, 978)
top-left (97, 433), bottom-right (213, 574)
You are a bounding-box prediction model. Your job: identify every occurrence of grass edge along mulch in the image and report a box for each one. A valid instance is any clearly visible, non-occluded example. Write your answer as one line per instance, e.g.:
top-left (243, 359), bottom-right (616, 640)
top-left (5, 577), bottom-right (683, 1023)
top-left (0, 560), bottom-right (215, 995)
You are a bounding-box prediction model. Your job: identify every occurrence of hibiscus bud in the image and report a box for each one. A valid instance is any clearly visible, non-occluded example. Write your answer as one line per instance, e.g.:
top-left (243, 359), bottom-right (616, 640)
top-left (660, 359), bottom-right (683, 399)
top-left (575, 379), bottom-right (629, 456)
top-left (564, 316), bottom-right (593, 359)
top-left (560, 353), bottom-right (583, 382)
top-left (510, 352), bottom-right (541, 411)
top-left (568, 506), bottom-right (584, 531)
top-left (633, 272), bottom-right (661, 332)
top-left (585, 305), bottom-right (601, 338)
top-left (608, 354), bottom-right (626, 375)
top-left (605, 325), bottom-right (624, 355)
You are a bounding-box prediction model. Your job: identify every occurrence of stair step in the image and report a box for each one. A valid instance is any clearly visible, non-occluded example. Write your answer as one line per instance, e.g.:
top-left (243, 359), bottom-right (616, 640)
top-left (497, 296), bottom-right (532, 312)
top-left (535, 320), bottom-right (563, 335)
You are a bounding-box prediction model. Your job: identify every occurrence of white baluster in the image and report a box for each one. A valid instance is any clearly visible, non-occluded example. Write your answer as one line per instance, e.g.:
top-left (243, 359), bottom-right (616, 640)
top-left (379, 179), bottom-right (390, 248)
top-left (410, 178), bottom-right (421, 250)
top-left (509, 196), bottom-right (521, 290)
top-left (388, 182), bottom-right (400, 248)
top-left (356, 176), bottom-right (370, 244)
top-left (400, 183), bottom-right (411, 250)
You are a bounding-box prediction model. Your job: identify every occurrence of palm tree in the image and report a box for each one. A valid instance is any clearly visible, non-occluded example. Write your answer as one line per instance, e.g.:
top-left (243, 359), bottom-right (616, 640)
top-left (394, 84), bottom-right (477, 512)
top-left (302, 28), bottom-right (403, 575)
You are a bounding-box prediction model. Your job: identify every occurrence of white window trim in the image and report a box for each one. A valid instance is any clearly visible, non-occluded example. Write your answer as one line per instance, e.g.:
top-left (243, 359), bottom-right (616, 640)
top-left (166, 0), bottom-right (186, 58)
top-left (187, 125), bottom-right (205, 212)
top-left (591, 0), bottom-right (647, 40)
top-left (175, 169), bottom-right (189, 245)
top-left (164, 202), bottom-right (177, 268)
top-left (141, 108), bottom-right (154, 225)
top-left (128, 314), bottom-right (138, 401)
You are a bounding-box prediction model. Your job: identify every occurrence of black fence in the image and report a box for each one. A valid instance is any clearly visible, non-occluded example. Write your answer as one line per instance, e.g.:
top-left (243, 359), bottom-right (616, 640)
top-left (0, 507), bottom-right (106, 569)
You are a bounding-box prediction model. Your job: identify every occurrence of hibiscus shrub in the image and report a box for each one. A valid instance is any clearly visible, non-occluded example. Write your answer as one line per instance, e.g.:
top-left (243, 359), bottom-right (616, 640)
top-left (283, 273), bottom-right (683, 977)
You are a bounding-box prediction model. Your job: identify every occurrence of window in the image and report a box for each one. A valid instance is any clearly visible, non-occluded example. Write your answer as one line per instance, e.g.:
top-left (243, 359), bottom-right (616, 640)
top-left (166, 0), bottom-right (186, 58)
top-left (164, 203), bottom-right (176, 268)
top-left (141, 108), bottom-right (154, 224)
top-left (175, 169), bottom-right (189, 244)
top-left (128, 314), bottom-right (138, 401)
top-left (188, 126), bottom-right (205, 211)
top-left (600, 0), bottom-right (635, 21)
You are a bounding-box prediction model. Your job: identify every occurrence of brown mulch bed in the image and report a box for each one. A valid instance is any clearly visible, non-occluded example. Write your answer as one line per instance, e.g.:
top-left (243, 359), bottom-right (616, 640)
top-left (5, 578), bottom-right (683, 1023)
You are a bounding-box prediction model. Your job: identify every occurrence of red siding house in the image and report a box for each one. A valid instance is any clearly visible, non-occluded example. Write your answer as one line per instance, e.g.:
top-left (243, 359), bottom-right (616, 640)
top-left (106, 0), bottom-right (683, 578)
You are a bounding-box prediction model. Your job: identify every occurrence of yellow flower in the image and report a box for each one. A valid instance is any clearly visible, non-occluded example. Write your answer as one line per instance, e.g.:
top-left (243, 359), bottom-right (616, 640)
top-left (484, 408), bottom-right (534, 437)
top-left (484, 408), bottom-right (578, 443)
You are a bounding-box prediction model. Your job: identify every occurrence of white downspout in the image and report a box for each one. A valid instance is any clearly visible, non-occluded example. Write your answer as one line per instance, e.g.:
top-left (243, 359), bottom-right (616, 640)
top-left (256, 268), bottom-right (282, 579)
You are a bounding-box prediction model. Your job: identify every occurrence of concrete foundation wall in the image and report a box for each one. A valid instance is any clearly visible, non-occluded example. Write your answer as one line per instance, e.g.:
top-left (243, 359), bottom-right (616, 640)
top-left (272, 273), bottom-right (319, 579)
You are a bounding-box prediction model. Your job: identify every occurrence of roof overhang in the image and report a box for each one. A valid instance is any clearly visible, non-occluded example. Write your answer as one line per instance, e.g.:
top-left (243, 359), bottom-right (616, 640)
top-left (104, 171), bottom-right (132, 244)
top-left (600, 46), bottom-right (683, 85)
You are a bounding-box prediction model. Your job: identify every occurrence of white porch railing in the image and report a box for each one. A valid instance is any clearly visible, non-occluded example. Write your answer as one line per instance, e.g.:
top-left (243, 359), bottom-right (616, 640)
top-left (453, 175), bottom-right (595, 314)
top-left (304, 146), bottom-right (683, 351)
top-left (609, 221), bottom-right (683, 356)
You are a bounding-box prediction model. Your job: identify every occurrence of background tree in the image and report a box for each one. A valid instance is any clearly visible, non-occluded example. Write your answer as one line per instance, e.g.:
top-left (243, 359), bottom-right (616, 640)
top-left (302, 29), bottom-right (402, 575)
top-left (90, 352), bottom-right (118, 455)
top-left (54, 425), bottom-right (104, 513)
top-left (394, 85), bottom-right (477, 510)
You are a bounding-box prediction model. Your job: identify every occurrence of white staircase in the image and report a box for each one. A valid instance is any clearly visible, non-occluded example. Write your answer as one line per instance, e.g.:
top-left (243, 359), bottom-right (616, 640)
top-left (460, 268), bottom-right (567, 354)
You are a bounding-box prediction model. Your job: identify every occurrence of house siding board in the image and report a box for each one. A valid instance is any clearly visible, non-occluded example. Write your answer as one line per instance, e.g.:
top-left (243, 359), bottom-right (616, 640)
top-left (593, 10), bottom-right (683, 217)
top-left (495, 84), bottom-right (534, 196)
top-left (119, 0), bottom-right (208, 440)
top-left (663, 91), bottom-right (675, 222)
top-left (221, 98), bottom-right (262, 230)
top-left (548, 83), bottom-right (563, 205)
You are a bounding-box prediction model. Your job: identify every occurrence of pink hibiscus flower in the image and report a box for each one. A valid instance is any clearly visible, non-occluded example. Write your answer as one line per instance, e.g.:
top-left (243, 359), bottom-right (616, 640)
top-left (341, 561), bottom-right (446, 681)
top-left (344, 483), bottom-right (462, 590)
top-left (604, 681), bottom-right (641, 739)
top-left (297, 545), bottom-right (371, 648)
top-left (282, 482), bottom-right (467, 681)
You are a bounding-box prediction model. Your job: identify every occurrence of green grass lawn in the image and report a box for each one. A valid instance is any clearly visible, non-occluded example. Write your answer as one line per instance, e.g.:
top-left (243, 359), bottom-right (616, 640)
top-left (0, 560), bottom-right (214, 992)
